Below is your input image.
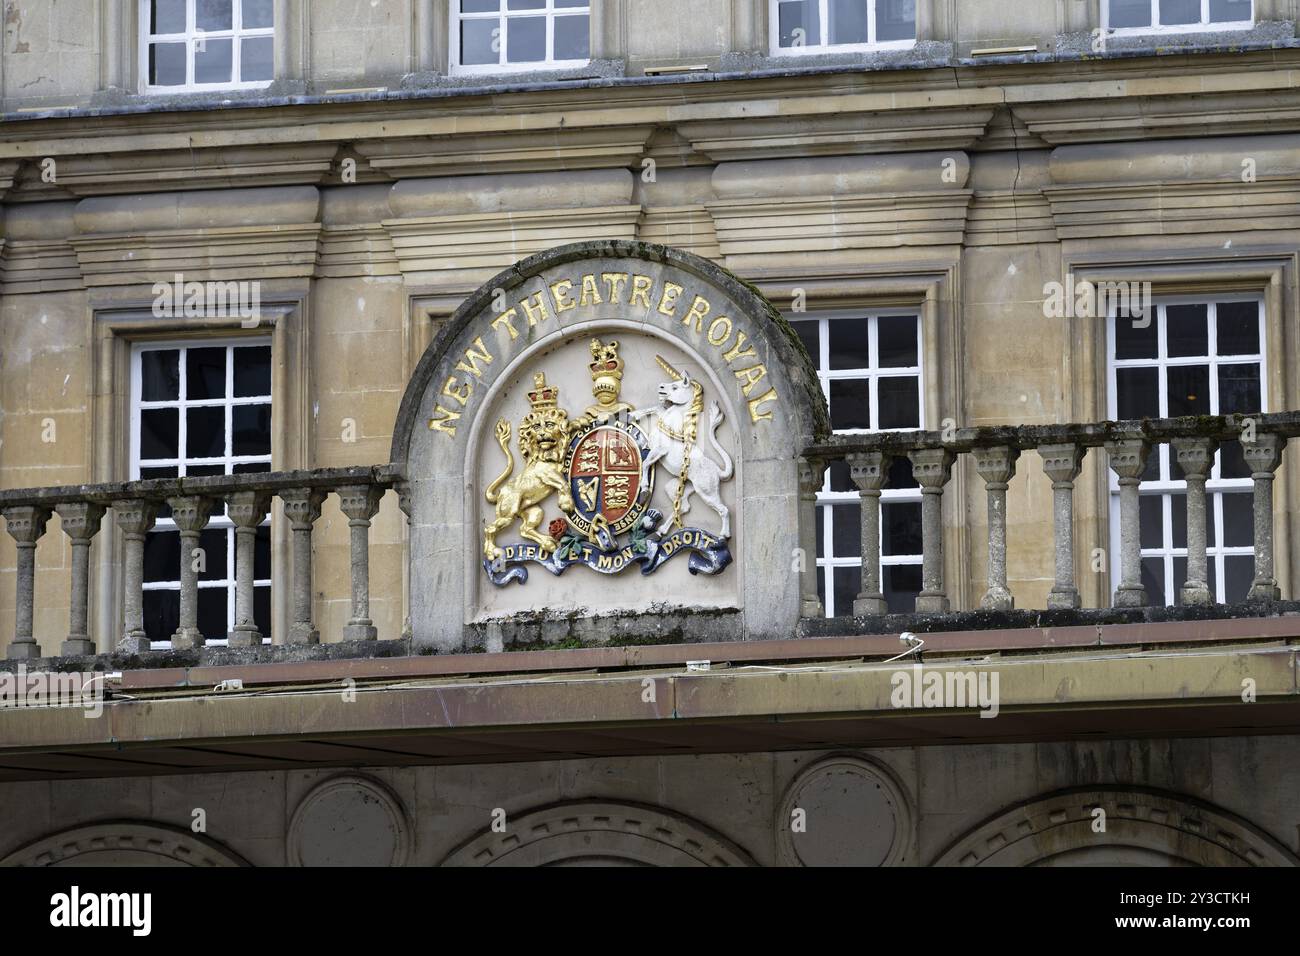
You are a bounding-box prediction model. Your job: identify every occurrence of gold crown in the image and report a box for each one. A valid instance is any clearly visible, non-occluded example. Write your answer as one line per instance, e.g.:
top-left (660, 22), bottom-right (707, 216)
top-left (589, 339), bottom-right (624, 398)
top-left (527, 372), bottom-right (560, 409)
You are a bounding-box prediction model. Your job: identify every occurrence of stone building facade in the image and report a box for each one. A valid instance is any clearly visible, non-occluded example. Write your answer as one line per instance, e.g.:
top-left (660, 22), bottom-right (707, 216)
top-left (0, 0), bottom-right (1297, 866)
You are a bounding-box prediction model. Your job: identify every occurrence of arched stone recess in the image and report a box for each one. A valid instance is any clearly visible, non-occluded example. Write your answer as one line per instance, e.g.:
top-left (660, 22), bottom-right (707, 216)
top-left (439, 800), bottom-right (757, 867)
top-left (777, 755), bottom-right (915, 866)
top-left (1, 822), bottom-right (248, 867)
top-left (932, 787), bottom-right (1300, 867)
top-left (391, 240), bottom-right (829, 652)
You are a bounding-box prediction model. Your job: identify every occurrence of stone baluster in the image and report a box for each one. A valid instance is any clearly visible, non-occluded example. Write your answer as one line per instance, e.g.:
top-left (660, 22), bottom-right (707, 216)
top-left (167, 497), bottom-right (215, 649)
top-left (908, 448), bottom-right (954, 614)
top-left (339, 484), bottom-right (384, 641)
top-left (281, 489), bottom-right (326, 643)
top-left (55, 502), bottom-right (106, 656)
top-left (797, 458), bottom-right (827, 617)
top-left (227, 492), bottom-right (271, 647)
top-left (1171, 438), bottom-right (1217, 606)
top-left (1105, 438), bottom-right (1151, 608)
top-left (847, 451), bottom-right (890, 616)
top-left (1039, 444), bottom-right (1085, 609)
top-left (396, 481), bottom-right (412, 642)
top-left (973, 446), bottom-right (1019, 611)
top-left (3, 506), bottom-right (51, 660)
top-left (114, 499), bottom-right (160, 654)
top-left (1242, 433), bottom-right (1287, 601)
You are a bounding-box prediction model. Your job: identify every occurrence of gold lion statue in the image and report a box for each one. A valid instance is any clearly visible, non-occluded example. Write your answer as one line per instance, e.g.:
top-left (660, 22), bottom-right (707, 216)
top-left (483, 373), bottom-right (582, 561)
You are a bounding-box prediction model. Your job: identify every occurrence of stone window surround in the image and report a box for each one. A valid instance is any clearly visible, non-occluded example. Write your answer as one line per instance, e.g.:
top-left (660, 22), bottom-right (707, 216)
top-left (1065, 254), bottom-right (1294, 607)
top-left (87, 298), bottom-right (312, 649)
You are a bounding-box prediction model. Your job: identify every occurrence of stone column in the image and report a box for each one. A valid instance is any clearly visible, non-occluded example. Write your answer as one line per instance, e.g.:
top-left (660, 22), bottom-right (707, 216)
top-left (397, 481), bottom-right (412, 642)
top-left (4, 506), bottom-right (50, 660)
top-left (797, 458), bottom-right (827, 618)
top-left (847, 452), bottom-right (890, 616)
top-left (1105, 438), bottom-right (1151, 608)
top-left (167, 496), bottom-right (215, 650)
top-left (228, 492), bottom-right (271, 648)
top-left (908, 448), bottom-right (954, 614)
top-left (281, 488), bottom-right (326, 644)
top-left (56, 502), bottom-right (106, 656)
top-left (114, 500), bottom-right (160, 654)
top-left (973, 446), bottom-right (1019, 611)
top-left (1243, 433), bottom-right (1287, 601)
top-left (1039, 444), bottom-right (1086, 610)
top-left (1172, 438), bottom-right (1217, 606)
top-left (339, 484), bottom-right (384, 641)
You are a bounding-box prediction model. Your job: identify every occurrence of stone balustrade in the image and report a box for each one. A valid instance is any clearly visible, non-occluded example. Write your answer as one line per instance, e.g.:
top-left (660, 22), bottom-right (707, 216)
top-left (0, 467), bottom-right (400, 659)
top-left (801, 412), bottom-right (1300, 618)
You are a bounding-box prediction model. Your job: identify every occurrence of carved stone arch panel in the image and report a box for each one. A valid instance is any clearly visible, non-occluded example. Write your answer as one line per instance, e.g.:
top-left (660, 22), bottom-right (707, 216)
top-left (440, 800), bottom-right (757, 867)
top-left (933, 787), bottom-right (1300, 867)
top-left (1, 822), bottom-right (248, 867)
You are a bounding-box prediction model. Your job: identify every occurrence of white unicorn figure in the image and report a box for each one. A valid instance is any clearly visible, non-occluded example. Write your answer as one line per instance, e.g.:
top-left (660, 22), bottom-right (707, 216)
top-left (629, 356), bottom-right (734, 538)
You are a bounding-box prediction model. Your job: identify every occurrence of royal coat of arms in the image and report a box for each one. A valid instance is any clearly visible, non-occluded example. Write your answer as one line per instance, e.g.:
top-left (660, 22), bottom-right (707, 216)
top-left (482, 339), bottom-right (733, 586)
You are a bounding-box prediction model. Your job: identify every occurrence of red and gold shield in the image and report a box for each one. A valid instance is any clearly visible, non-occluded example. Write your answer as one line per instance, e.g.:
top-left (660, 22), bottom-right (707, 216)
top-left (564, 420), bottom-right (653, 538)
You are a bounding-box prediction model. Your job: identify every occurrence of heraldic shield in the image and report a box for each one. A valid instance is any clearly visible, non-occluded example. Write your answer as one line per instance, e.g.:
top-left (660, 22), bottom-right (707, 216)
top-left (481, 339), bottom-right (734, 587)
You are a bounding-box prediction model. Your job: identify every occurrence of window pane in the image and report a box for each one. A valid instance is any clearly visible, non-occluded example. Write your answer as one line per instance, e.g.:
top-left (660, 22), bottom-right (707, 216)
top-left (1114, 314), bottom-right (1157, 360)
top-left (144, 590), bottom-right (180, 643)
top-left (883, 564), bottom-right (921, 613)
top-left (1166, 364), bottom-right (1209, 417)
top-left (828, 317), bottom-right (871, 370)
top-left (506, 16), bottom-right (545, 62)
top-left (875, 0), bottom-right (916, 41)
top-left (462, 0), bottom-right (500, 11)
top-left (1216, 301), bottom-right (1260, 355)
top-left (827, 458), bottom-right (853, 493)
top-left (1172, 556), bottom-right (1188, 604)
top-left (1116, 367), bottom-right (1158, 419)
top-left (507, 0), bottom-right (545, 8)
top-left (187, 407), bottom-right (226, 459)
top-left (1209, 0), bottom-right (1252, 22)
top-left (198, 587), bottom-right (227, 639)
top-left (1223, 554), bottom-right (1253, 603)
top-left (1165, 304), bottom-right (1208, 357)
top-left (233, 346), bottom-right (272, 397)
top-left (196, 529), bottom-right (227, 582)
top-left (141, 350), bottom-right (180, 401)
top-left (242, 0), bottom-right (274, 28)
top-left (882, 501), bottom-right (921, 556)
top-left (1109, 0), bottom-right (1152, 27)
top-left (197, 0), bottom-right (234, 31)
top-left (556, 0), bottom-right (588, 6)
top-left (778, 0), bottom-right (820, 48)
top-left (828, 0), bottom-right (868, 44)
top-left (832, 566), bottom-right (861, 618)
top-left (877, 377), bottom-right (919, 429)
top-left (1159, 0), bottom-right (1201, 23)
top-left (233, 461), bottom-right (273, 475)
top-left (233, 405), bottom-right (272, 457)
top-left (832, 503), bottom-right (860, 557)
top-left (152, 0), bottom-right (187, 34)
top-left (829, 379), bottom-right (871, 430)
top-left (1220, 492), bottom-right (1253, 547)
top-left (241, 36), bottom-right (274, 81)
top-left (553, 14), bottom-right (589, 60)
top-left (888, 456), bottom-right (919, 490)
top-left (149, 42), bottom-right (188, 86)
top-left (1219, 439), bottom-right (1250, 479)
top-left (254, 525), bottom-right (272, 578)
top-left (461, 19), bottom-right (499, 64)
top-left (1218, 364), bottom-right (1261, 415)
top-left (195, 37), bottom-right (234, 84)
top-left (186, 347), bottom-right (227, 400)
top-left (140, 408), bottom-right (180, 460)
top-left (792, 319), bottom-right (820, 364)
top-left (1139, 494), bottom-right (1163, 550)
top-left (1142, 556), bottom-right (1166, 607)
top-left (1170, 492), bottom-right (1187, 548)
top-left (144, 531), bottom-right (181, 583)
top-left (877, 315), bottom-right (918, 367)
top-left (254, 585), bottom-right (272, 636)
